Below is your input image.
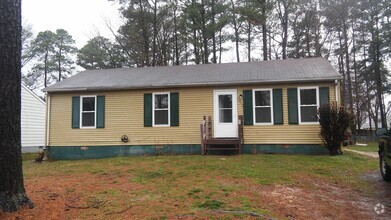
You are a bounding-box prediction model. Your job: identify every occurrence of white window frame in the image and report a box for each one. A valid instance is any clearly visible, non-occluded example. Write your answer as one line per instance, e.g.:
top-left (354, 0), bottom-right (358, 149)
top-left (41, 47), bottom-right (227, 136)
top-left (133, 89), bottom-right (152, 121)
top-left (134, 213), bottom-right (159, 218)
top-left (298, 86), bottom-right (319, 125)
top-left (80, 95), bottom-right (97, 129)
top-left (152, 92), bottom-right (170, 127)
top-left (253, 89), bottom-right (274, 125)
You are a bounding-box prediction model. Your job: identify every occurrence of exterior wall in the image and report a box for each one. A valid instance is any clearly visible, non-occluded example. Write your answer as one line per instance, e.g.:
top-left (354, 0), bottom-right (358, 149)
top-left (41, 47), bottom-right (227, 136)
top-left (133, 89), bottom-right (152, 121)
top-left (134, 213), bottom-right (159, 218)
top-left (21, 85), bottom-right (46, 152)
top-left (48, 81), bottom-right (336, 148)
top-left (242, 82), bottom-right (335, 145)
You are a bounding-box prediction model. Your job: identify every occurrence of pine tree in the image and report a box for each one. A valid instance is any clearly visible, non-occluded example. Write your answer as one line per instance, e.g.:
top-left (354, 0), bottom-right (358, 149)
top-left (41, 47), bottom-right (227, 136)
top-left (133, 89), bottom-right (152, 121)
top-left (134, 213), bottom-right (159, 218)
top-left (0, 0), bottom-right (33, 212)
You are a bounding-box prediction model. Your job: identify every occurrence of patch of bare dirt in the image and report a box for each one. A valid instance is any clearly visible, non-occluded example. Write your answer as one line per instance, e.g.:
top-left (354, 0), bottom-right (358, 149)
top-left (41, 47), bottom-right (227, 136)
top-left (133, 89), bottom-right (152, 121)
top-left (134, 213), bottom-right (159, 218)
top-left (344, 149), bottom-right (378, 158)
top-left (1, 169), bottom-right (390, 219)
top-left (242, 173), bottom-right (391, 219)
top-left (0, 172), bottom-right (144, 220)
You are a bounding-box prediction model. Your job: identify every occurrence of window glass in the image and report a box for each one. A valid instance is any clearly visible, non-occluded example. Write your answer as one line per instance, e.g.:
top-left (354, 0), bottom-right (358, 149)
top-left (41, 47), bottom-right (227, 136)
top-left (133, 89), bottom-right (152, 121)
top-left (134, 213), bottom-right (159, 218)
top-left (155, 110), bottom-right (169, 125)
top-left (255, 91), bottom-right (270, 106)
top-left (254, 90), bottom-right (272, 123)
top-left (83, 97), bottom-right (95, 111)
top-left (82, 112), bottom-right (95, 127)
top-left (154, 93), bottom-right (169, 125)
top-left (300, 89), bottom-right (316, 105)
top-left (300, 106), bottom-right (317, 122)
top-left (255, 108), bottom-right (271, 123)
top-left (81, 97), bottom-right (95, 127)
top-left (219, 95), bottom-right (232, 108)
top-left (219, 109), bottom-right (233, 123)
top-left (155, 94), bottom-right (168, 109)
top-left (299, 88), bottom-right (318, 123)
top-left (218, 94), bottom-right (232, 123)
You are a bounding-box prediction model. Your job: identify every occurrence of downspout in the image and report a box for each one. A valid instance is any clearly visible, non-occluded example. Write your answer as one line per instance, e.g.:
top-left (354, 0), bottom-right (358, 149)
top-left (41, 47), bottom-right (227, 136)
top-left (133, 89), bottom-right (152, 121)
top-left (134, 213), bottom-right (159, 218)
top-left (335, 79), bottom-right (339, 106)
top-left (45, 92), bottom-right (51, 159)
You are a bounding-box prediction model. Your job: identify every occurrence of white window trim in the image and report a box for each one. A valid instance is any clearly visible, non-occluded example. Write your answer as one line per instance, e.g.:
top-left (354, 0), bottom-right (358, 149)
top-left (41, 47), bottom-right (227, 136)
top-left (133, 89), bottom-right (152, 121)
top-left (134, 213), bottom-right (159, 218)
top-left (80, 95), bottom-right (97, 129)
top-left (298, 86), bottom-right (319, 125)
top-left (253, 88), bottom-right (274, 125)
top-left (152, 92), bottom-right (170, 127)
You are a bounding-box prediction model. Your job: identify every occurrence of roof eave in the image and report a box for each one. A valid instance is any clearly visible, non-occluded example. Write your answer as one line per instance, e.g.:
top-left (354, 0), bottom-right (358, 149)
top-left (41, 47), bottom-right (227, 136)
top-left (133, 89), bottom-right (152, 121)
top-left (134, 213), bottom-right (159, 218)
top-left (44, 76), bottom-right (342, 93)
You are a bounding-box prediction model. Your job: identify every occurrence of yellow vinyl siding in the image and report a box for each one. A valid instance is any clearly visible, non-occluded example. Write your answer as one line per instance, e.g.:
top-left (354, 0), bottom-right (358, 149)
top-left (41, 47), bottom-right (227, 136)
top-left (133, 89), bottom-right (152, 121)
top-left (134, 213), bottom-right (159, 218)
top-left (238, 82), bottom-right (335, 144)
top-left (48, 82), bottom-right (336, 146)
top-left (49, 88), bottom-right (214, 146)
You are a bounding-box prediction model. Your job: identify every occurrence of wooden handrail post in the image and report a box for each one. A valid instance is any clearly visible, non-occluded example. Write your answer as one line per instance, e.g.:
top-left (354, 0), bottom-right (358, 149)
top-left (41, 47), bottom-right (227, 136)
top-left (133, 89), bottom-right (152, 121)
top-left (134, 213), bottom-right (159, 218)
top-left (207, 116), bottom-right (212, 140)
top-left (238, 115), bottom-right (243, 154)
top-left (201, 116), bottom-right (206, 155)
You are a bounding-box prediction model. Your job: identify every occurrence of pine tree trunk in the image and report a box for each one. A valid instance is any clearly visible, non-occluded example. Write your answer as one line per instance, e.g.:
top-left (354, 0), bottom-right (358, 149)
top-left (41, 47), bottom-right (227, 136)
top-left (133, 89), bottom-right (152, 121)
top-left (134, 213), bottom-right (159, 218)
top-left (230, 0), bottom-right (240, 62)
top-left (0, 0), bottom-right (33, 212)
top-left (281, 1), bottom-right (288, 60)
top-left (201, 0), bottom-right (208, 64)
top-left (363, 46), bottom-right (372, 134)
top-left (352, 24), bottom-right (360, 131)
top-left (268, 31), bottom-right (272, 60)
top-left (191, 0), bottom-right (200, 65)
top-left (247, 21), bottom-right (251, 62)
top-left (219, 28), bottom-right (222, 63)
top-left (337, 30), bottom-right (346, 106)
top-left (152, 0), bottom-right (157, 67)
top-left (211, 0), bottom-right (217, 64)
top-left (58, 46), bottom-right (62, 81)
top-left (374, 16), bottom-right (386, 128)
top-left (173, 1), bottom-right (180, 66)
top-left (193, 26), bottom-right (199, 64)
top-left (139, 0), bottom-right (149, 67)
top-left (342, 18), bottom-right (354, 132)
top-left (262, 2), bottom-right (267, 61)
top-left (44, 51), bottom-right (48, 87)
top-left (262, 24), bottom-right (267, 61)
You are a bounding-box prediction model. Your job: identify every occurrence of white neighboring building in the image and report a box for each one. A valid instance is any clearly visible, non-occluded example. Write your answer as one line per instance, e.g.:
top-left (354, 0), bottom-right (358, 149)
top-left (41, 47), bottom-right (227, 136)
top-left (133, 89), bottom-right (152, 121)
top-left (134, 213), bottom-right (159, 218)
top-left (21, 84), bottom-right (46, 153)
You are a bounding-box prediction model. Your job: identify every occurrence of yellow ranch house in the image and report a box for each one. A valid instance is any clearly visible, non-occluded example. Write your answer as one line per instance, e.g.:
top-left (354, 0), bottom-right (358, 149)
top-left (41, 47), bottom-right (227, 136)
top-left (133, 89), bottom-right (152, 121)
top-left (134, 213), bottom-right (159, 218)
top-left (44, 58), bottom-right (341, 159)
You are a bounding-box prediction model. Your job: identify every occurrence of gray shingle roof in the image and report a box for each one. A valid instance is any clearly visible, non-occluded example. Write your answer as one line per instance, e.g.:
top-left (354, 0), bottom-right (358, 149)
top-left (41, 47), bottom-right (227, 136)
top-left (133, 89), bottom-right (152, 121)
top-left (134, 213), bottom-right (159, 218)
top-left (44, 57), bottom-right (341, 92)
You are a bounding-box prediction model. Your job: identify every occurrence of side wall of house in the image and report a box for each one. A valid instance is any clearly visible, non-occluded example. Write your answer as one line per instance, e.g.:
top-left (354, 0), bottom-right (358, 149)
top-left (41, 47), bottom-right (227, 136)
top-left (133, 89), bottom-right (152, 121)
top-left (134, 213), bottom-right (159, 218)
top-left (48, 82), bottom-right (335, 151)
top-left (21, 85), bottom-right (46, 152)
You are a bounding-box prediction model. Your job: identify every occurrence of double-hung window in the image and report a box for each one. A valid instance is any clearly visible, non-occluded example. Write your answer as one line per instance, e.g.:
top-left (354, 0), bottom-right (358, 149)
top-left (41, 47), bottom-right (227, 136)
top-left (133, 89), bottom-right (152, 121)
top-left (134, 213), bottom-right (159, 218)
top-left (298, 87), bottom-right (319, 124)
top-left (153, 93), bottom-right (170, 126)
top-left (80, 96), bottom-right (96, 128)
top-left (253, 89), bottom-right (273, 125)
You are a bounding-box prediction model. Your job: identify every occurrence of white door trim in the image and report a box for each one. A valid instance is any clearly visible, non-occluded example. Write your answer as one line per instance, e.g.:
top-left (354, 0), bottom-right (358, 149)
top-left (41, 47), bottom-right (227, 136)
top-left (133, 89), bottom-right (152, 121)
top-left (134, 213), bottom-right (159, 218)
top-left (213, 89), bottom-right (238, 138)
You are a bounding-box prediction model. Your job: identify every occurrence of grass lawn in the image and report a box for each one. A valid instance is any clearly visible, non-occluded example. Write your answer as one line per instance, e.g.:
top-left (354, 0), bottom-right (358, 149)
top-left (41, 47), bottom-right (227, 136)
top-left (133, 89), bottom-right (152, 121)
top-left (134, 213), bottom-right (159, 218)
top-left (11, 152), bottom-right (380, 219)
top-left (22, 153), bottom-right (38, 161)
top-left (346, 142), bottom-right (378, 152)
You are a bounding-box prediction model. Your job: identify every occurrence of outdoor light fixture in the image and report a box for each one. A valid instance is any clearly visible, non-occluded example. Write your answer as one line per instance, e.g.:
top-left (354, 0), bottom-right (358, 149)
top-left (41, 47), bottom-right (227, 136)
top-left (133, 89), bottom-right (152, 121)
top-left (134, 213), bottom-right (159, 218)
top-left (238, 93), bottom-right (243, 104)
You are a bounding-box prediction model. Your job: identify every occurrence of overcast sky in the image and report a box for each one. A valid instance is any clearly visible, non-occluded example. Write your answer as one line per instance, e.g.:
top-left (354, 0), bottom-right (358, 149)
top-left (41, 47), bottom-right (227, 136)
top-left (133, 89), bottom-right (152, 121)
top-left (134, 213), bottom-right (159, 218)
top-left (22, 0), bottom-right (121, 48)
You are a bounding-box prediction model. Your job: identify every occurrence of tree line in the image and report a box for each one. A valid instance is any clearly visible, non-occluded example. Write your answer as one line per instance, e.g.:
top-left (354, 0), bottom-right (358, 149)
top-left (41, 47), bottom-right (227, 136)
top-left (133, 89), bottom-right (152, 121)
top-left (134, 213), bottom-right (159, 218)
top-left (23, 0), bottom-right (390, 132)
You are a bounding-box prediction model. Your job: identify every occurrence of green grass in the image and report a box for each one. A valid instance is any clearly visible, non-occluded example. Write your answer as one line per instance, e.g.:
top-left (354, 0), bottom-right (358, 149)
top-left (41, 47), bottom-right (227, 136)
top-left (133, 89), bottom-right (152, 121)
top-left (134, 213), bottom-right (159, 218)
top-left (23, 153), bottom-right (377, 189)
top-left (21, 153), bottom-right (378, 219)
top-left (346, 142), bottom-right (378, 152)
top-left (24, 154), bottom-right (375, 185)
top-left (196, 199), bottom-right (225, 210)
top-left (22, 153), bottom-right (38, 161)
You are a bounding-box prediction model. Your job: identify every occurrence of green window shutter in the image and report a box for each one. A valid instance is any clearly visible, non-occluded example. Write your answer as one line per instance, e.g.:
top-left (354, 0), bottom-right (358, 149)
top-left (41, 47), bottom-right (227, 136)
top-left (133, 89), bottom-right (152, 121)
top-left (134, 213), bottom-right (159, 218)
top-left (273, 89), bottom-right (283, 125)
top-left (96, 96), bottom-right (105, 128)
top-left (72, 96), bottom-right (80, 128)
top-left (243, 90), bottom-right (253, 125)
top-left (144, 93), bottom-right (152, 127)
top-left (170, 92), bottom-right (179, 126)
top-left (287, 88), bottom-right (298, 124)
top-left (319, 87), bottom-right (330, 106)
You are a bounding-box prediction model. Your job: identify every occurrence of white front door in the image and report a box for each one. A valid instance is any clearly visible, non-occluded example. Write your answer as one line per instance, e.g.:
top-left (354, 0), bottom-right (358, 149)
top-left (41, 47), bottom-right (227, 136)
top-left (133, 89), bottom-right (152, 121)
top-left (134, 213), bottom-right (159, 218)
top-left (214, 89), bottom-right (238, 138)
